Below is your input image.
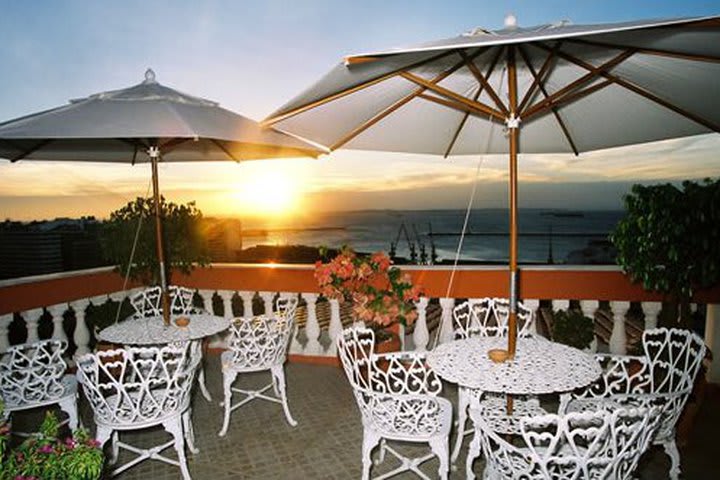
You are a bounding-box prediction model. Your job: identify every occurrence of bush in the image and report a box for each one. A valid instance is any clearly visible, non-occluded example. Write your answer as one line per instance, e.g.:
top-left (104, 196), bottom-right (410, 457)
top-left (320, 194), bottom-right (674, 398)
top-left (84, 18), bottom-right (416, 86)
top-left (552, 309), bottom-right (595, 350)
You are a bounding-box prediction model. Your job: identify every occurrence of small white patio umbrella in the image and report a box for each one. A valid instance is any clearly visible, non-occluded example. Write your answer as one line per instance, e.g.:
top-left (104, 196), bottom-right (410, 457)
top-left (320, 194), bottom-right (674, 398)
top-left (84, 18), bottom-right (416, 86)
top-left (264, 15), bottom-right (720, 358)
top-left (0, 69), bottom-right (325, 325)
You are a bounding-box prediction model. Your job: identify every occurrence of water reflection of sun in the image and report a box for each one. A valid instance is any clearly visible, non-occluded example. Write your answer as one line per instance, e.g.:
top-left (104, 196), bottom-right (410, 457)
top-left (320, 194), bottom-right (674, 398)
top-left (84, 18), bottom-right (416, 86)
top-left (231, 168), bottom-right (301, 217)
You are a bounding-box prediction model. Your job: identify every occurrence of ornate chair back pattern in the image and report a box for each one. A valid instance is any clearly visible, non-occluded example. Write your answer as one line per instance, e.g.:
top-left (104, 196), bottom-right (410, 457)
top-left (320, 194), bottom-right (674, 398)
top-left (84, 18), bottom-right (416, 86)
top-left (76, 344), bottom-right (197, 426)
top-left (478, 407), bottom-right (662, 480)
top-left (130, 286), bottom-right (200, 319)
top-left (337, 327), bottom-right (449, 438)
top-left (226, 296), bottom-right (298, 370)
top-left (0, 340), bottom-right (68, 408)
top-left (452, 297), bottom-right (534, 339)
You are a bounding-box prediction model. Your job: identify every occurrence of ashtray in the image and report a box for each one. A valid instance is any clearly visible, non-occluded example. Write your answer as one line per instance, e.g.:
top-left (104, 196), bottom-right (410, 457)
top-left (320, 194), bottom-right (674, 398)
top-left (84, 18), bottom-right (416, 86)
top-left (488, 348), bottom-right (510, 363)
top-left (174, 316), bottom-right (191, 328)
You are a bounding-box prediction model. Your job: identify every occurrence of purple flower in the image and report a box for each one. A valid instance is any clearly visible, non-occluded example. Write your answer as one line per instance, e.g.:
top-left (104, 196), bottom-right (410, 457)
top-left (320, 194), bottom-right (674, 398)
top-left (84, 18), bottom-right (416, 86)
top-left (86, 438), bottom-right (101, 448)
top-left (64, 437), bottom-right (77, 449)
top-left (38, 444), bottom-right (54, 454)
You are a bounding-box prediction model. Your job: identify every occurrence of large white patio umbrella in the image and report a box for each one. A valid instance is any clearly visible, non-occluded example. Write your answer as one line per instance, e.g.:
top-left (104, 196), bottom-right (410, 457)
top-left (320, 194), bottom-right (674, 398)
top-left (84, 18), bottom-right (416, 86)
top-left (0, 69), bottom-right (325, 325)
top-left (264, 15), bottom-right (720, 358)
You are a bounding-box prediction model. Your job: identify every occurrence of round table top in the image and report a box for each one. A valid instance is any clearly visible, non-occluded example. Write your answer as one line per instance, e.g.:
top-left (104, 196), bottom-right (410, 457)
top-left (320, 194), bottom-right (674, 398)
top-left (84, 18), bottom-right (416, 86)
top-left (427, 336), bottom-right (601, 395)
top-left (97, 314), bottom-right (231, 345)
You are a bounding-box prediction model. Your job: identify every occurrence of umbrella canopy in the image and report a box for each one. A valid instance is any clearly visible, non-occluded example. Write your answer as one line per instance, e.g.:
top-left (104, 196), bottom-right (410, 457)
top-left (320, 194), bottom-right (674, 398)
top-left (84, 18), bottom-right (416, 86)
top-left (264, 15), bottom-right (720, 357)
top-left (0, 69), bottom-right (325, 325)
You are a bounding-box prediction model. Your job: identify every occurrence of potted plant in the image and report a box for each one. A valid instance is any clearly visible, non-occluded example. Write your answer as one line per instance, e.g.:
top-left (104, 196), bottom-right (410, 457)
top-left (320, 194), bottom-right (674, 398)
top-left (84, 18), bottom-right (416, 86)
top-left (314, 247), bottom-right (424, 350)
top-left (551, 309), bottom-right (595, 351)
top-left (0, 407), bottom-right (104, 480)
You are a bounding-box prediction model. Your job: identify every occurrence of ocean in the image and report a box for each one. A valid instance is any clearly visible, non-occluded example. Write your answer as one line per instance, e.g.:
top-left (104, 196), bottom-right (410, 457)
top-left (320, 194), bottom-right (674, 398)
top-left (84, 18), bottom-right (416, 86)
top-left (239, 209), bottom-right (624, 264)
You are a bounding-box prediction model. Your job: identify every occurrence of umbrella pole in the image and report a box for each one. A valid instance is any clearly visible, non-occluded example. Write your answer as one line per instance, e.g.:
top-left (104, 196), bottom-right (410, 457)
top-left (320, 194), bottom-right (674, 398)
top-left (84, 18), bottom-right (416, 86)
top-left (149, 146), bottom-right (171, 327)
top-left (507, 47), bottom-right (519, 360)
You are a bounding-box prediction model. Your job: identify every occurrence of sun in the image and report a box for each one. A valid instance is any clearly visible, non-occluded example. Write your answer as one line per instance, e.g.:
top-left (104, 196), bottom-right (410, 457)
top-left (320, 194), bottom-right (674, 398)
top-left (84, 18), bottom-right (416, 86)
top-left (232, 168), bottom-right (300, 217)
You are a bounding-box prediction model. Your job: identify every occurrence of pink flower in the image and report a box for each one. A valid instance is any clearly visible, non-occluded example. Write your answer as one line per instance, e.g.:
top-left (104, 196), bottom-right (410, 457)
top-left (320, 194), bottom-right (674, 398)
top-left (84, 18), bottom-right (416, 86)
top-left (38, 444), bottom-right (54, 454)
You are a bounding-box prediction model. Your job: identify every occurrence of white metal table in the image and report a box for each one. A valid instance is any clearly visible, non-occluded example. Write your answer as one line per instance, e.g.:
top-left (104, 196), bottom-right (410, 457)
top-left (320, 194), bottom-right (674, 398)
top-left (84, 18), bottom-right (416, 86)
top-left (97, 314), bottom-right (230, 345)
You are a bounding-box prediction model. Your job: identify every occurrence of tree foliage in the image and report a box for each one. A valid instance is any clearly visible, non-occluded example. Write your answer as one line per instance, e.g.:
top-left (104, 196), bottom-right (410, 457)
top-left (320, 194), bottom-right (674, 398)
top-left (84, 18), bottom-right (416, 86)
top-left (611, 179), bottom-right (720, 320)
top-left (100, 197), bottom-right (209, 285)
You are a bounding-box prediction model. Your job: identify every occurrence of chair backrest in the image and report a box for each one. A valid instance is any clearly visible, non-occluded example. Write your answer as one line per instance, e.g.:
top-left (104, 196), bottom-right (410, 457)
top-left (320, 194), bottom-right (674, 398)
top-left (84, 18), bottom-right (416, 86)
top-left (76, 344), bottom-right (197, 426)
top-left (226, 308), bottom-right (296, 369)
top-left (0, 340), bottom-right (68, 408)
top-left (479, 407), bottom-right (662, 480)
top-left (453, 297), bottom-right (535, 339)
top-left (130, 286), bottom-right (199, 319)
top-left (337, 327), bottom-right (449, 438)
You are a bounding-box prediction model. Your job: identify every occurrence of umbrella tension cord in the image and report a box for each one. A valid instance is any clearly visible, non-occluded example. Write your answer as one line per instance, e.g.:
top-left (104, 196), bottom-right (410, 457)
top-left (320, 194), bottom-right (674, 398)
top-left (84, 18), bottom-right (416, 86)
top-left (113, 176), bottom-right (153, 324)
top-left (433, 67), bottom-right (507, 349)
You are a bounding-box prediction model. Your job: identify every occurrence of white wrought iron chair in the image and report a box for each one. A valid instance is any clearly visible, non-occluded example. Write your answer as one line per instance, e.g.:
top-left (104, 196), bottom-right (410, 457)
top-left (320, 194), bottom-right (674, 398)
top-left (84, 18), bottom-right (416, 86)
top-left (218, 295), bottom-right (298, 437)
top-left (0, 339), bottom-right (78, 436)
top-left (452, 298), bottom-right (542, 462)
top-left (76, 343), bottom-right (199, 480)
top-left (338, 326), bottom-right (452, 480)
top-left (472, 405), bottom-right (663, 480)
top-left (129, 285), bottom-right (214, 401)
top-left (560, 327), bottom-right (706, 480)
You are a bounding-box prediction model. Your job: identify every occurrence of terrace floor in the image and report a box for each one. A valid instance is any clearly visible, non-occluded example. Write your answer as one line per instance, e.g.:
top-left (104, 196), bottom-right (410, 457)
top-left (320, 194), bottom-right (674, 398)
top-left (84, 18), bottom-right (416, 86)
top-left (14, 354), bottom-right (720, 479)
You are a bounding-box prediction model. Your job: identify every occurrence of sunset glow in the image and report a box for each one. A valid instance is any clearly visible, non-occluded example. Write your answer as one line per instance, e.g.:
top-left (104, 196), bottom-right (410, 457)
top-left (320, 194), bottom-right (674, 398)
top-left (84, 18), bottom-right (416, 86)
top-left (231, 168), bottom-right (300, 217)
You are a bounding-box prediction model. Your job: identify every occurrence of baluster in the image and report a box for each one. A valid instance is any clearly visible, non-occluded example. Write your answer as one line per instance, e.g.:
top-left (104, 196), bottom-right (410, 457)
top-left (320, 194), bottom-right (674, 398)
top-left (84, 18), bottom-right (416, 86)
top-left (327, 299), bottom-right (343, 356)
top-left (609, 301), bottom-right (630, 355)
top-left (239, 291), bottom-right (255, 319)
top-left (523, 299), bottom-right (540, 335)
top-left (0, 313), bottom-right (12, 352)
top-left (413, 297), bottom-right (430, 352)
top-left (218, 290), bottom-right (235, 318)
top-left (47, 303), bottom-right (68, 342)
top-left (259, 291), bottom-right (275, 315)
top-left (579, 300), bottom-right (599, 353)
top-left (302, 293), bottom-right (321, 355)
top-left (438, 298), bottom-right (455, 345)
top-left (198, 289), bottom-right (215, 314)
top-left (24, 307), bottom-right (43, 344)
top-left (551, 299), bottom-right (570, 312)
top-left (71, 299), bottom-right (91, 358)
top-left (641, 301), bottom-right (662, 331)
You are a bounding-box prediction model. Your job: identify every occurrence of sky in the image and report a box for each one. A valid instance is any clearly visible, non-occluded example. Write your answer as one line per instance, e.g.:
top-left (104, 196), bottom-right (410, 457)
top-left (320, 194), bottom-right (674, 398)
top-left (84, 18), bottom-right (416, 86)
top-left (1, 0), bottom-right (719, 222)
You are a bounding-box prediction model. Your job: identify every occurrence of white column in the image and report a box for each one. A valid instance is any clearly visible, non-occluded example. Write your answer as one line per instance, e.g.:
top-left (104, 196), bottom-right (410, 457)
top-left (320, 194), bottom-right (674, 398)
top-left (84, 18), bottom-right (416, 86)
top-left (327, 299), bottom-right (343, 356)
top-left (413, 297), bottom-right (430, 352)
top-left (302, 293), bottom-right (321, 355)
top-left (642, 301), bottom-right (662, 331)
top-left (239, 291), bottom-right (255, 319)
top-left (108, 291), bottom-right (126, 304)
top-left (198, 289), bottom-right (215, 314)
top-left (47, 303), bottom-right (68, 342)
top-left (551, 299), bottom-right (570, 312)
top-left (705, 304), bottom-right (720, 383)
top-left (71, 299), bottom-right (91, 358)
top-left (438, 298), bottom-right (455, 345)
top-left (0, 313), bottom-right (12, 352)
top-left (218, 290), bottom-right (235, 319)
top-left (259, 291), bottom-right (275, 315)
top-left (609, 301), bottom-right (630, 355)
top-left (24, 308), bottom-right (43, 344)
top-left (523, 299), bottom-right (540, 335)
top-left (579, 300), bottom-right (599, 353)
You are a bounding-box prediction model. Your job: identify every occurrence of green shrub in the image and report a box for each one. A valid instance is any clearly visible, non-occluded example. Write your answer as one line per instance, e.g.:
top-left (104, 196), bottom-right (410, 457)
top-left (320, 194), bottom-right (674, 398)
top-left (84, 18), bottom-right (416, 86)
top-left (552, 309), bottom-right (595, 350)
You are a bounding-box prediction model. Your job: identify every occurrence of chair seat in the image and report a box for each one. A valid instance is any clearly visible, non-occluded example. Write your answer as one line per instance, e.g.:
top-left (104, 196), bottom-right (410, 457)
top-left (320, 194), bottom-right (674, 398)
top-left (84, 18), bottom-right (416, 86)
top-left (368, 395), bottom-right (453, 441)
top-left (92, 386), bottom-right (191, 430)
top-left (220, 350), bottom-right (285, 373)
top-left (4, 374), bottom-right (77, 412)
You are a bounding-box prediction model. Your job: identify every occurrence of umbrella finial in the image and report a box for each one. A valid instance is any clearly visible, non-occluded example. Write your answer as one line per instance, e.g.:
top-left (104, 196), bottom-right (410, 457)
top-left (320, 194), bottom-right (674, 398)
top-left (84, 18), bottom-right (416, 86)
top-left (504, 13), bottom-right (518, 29)
top-left (144, 68), bottom-right (157, 84)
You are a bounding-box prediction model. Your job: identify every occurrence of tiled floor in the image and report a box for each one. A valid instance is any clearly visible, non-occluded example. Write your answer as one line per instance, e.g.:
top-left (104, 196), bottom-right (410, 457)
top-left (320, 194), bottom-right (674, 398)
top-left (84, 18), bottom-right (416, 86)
top-left (12, 355), bottom-right (720, 479)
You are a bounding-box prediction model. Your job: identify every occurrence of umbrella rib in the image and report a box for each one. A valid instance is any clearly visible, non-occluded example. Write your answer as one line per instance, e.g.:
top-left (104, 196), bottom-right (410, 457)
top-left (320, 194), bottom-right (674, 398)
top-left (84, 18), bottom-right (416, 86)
top-left (329, 50), bottom-right (484, 151)
top-left (8, 139), bottom-right (54, 162)
top-left (549, 47), bottom-right (720, 133)
top-left (210, 139), bottom-right (240, 162)
top-left (458, 49), bottom-right (509, 116)
top-left (399, 71), bottom-right (505, 120)
top-left (518, 42), bottom-right (561, 113)
top-left (523, 80), bottom-right (614, 121)
top-left (444, 47), bottom-right (505, 158)
top-left (522, 47), bottom-right (635, 119)
top-left (263, 50), bottom-right (456, 126)
top-left (417, 93), bottom-right (491, 118)
top-left (566, 38), bottom-right (720, 64)
top-left (517, 45), bottom-right (579, 156)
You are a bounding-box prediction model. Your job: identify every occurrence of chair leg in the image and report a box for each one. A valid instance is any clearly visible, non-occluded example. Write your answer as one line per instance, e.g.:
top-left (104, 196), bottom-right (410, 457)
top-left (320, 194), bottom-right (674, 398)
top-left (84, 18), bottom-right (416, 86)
top-left (58, 395), bottom-right (79, 431)
top-left (466, 431), bottom-right (482, 480)
top-left (183, 409), bottom-right (199, 454)
top-left (109, 431), bottom-right (120, 465)
top-left (452, 387), bottom-right (469, 462)
top-left (163, 416), bottom-right (192, 480)
top-left (662, 439), bottom-right (681, 480)
top-left (197, 365), bottom-right (213, 402)
top-left (271, 365), bottom-right (297, 427)
top-left (361, 430), bottom-right (381, 480)
top-left (429, 437), bottom-right (450, 480)
top-left (218, 370), bottom-right (237, 437)
top-left (376, 438), bottom-right (387, 465)
top-left (95, 425), bottom-right (113, 460)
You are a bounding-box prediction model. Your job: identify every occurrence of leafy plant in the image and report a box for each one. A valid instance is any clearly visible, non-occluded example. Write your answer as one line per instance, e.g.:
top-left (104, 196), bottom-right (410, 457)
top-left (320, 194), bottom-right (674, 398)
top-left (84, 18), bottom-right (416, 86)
top-left (100, 196), bottom-right (210, 286)
top-left (314, 247), bottom-right (424, 327)
top-left (0, 411), bottom-right (104, 480)
top-left (551, 309), bottom-right (595, 350)
top-left (611, 179), bottom-right (720, 326)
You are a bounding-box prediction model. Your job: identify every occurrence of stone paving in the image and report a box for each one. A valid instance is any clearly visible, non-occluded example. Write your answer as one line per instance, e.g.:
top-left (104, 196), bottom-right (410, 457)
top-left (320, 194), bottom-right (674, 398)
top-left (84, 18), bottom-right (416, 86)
top-left (11, 354), bottom-right (720, 479)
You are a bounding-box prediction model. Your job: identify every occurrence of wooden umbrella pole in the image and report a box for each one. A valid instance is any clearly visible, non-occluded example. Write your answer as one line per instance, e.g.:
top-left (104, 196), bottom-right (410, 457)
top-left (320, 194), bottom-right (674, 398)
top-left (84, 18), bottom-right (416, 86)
top-left (507, 46), bottom-right (519, 360)
top-left (149, 147), bottom-right (171, 327)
